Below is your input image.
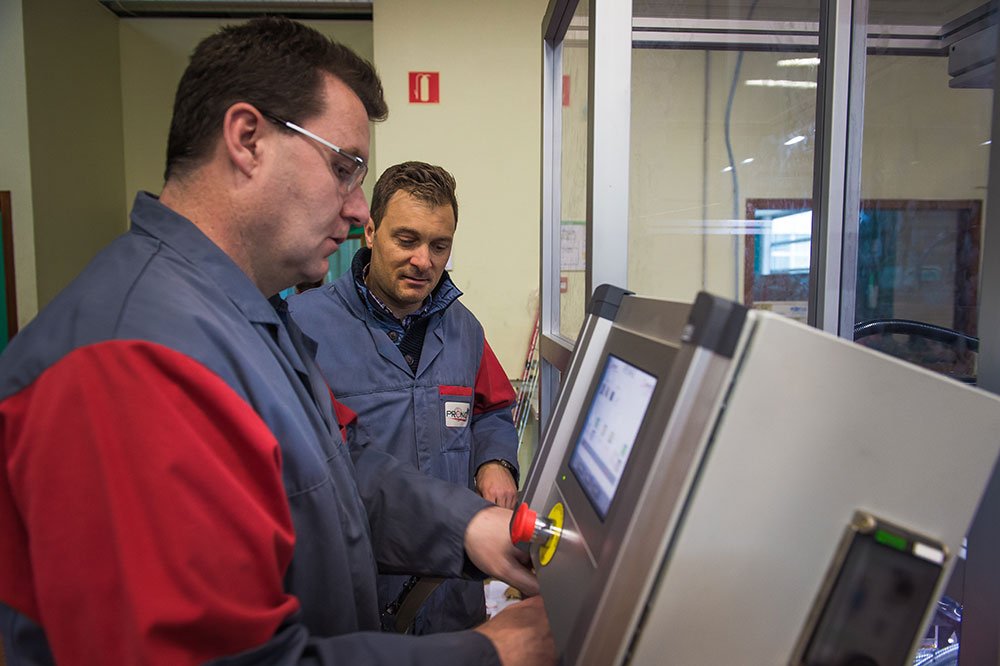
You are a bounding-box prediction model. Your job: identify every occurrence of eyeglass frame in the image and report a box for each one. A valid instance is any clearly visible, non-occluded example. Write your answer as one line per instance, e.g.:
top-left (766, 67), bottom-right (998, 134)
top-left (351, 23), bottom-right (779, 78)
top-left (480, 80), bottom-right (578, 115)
top-left (260, 111), bottom-right (368, 193)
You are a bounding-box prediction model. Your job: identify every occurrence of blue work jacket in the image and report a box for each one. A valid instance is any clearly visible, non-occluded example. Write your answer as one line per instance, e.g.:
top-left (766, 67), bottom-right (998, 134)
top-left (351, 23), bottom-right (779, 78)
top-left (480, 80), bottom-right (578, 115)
top-left (0, 193), bottom-right (498, 665)
top-left (289, 254), bottom-right (519, 633)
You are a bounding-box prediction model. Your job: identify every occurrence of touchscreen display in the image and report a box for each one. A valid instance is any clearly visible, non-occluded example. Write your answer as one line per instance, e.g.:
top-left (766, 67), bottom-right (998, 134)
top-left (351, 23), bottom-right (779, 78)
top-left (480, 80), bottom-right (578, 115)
top-left (569, 355), bottom-right (658, 519)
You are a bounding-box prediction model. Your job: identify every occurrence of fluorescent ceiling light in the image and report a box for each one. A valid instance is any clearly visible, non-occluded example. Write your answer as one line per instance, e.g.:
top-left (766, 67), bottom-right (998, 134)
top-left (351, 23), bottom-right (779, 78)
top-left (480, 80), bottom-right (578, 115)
top-left (742, 157), bottom-right (754, 164)
top-left (777, 58), bottom-right (821, 67)
top-left (784, 135), bottom-right (806, 146)
top-left (746, 79), bottom-right (817, 89)
top-left (982, 140), bottom-right (992, 146)
top-left (721, 166), bottom-right (733, 172)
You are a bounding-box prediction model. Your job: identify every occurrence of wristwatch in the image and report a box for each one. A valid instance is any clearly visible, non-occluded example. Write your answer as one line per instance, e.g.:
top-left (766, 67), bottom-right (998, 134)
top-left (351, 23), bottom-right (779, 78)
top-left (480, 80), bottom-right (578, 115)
top-left (481, 458), bottom-right (517, 477)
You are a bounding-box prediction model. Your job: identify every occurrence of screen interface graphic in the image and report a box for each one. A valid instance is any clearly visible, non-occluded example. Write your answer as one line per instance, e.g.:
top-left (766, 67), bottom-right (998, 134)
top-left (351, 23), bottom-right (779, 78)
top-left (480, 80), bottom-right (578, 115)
top-left (569, 355), bottom-right (658, 519)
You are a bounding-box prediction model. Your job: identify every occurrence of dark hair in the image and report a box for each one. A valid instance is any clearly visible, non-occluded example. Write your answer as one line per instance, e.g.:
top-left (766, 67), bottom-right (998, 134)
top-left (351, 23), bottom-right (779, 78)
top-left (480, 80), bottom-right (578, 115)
top-left (164, 16), bottom-right (387, 181)
top-left (370, 162), bottom-right (459, 230)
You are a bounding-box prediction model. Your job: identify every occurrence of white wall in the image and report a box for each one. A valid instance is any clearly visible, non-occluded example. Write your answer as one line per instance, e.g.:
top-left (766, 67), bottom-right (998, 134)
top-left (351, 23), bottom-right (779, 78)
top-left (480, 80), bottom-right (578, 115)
top-left (372, 0), bottom-right (547, 377)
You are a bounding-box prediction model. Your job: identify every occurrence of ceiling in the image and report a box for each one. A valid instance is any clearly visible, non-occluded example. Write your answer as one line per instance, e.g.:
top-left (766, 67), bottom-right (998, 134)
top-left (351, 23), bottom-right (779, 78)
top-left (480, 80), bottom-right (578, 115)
top-left (629, 0), bottom-right (994, 26)
top-left (98, 0), bottom-right (997, 48)
top-left (100, 0), bottom-right (993, 29)
top-left (99, 1), bottom-right (372, 19)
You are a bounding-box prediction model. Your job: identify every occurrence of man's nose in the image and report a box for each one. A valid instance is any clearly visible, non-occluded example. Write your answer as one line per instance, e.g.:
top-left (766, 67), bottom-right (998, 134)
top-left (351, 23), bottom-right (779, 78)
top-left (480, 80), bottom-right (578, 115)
top-left (342, 186), bottom-right (369, 229)
top-left (410, 244), bottom-right (432, 271)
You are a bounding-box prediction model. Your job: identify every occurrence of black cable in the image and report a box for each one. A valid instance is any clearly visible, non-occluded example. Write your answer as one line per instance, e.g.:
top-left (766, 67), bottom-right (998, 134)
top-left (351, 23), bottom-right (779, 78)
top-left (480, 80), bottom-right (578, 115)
top-left (853, 318), bottom-right (979, 352)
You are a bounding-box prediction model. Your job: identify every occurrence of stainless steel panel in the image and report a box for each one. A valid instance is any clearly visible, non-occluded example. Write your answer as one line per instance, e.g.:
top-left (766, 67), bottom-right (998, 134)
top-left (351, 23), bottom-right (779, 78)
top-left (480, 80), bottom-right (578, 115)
top-left (626, 312), bottom-right (1000, 664)
top-left (534, 484), bottom-right (599, 659)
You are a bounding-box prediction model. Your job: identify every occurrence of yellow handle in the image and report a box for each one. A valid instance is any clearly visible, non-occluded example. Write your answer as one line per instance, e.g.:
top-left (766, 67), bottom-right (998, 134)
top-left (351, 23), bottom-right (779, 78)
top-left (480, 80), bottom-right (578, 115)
top-left (539, 502), bottom-right (564, 566)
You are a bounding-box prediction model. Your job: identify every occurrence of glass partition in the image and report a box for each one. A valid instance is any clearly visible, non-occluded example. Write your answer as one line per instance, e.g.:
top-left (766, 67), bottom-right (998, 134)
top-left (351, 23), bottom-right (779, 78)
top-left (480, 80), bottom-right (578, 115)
top-left (852, 8), bottom-right (996, 656)
top-left (627, 2), bottom-right (821, 319)
top-left (560, 4), bottom-right (590, 341)
top-left (853, 1), bottom-right (993, 388)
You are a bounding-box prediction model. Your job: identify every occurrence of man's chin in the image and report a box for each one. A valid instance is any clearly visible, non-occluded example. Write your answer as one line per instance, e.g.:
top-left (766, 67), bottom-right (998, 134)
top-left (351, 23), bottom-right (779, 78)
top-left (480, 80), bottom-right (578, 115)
top-left (391, 289), bottom-right (429, 311)
top-left (400, 285), bottom-right (432, 301)
top-left (297, 266), bottom-right (328, 288)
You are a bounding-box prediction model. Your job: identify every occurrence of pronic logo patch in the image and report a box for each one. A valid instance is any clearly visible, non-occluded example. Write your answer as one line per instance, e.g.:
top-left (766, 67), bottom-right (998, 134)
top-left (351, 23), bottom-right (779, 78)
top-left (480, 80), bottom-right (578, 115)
top-left (444, 401), bottom-right (470, 428)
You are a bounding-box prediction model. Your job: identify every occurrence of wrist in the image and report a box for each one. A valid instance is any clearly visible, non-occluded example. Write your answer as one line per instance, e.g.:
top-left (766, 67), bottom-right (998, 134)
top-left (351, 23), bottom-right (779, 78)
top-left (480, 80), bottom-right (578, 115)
top-left (479, 458), bottom-right (517, 477)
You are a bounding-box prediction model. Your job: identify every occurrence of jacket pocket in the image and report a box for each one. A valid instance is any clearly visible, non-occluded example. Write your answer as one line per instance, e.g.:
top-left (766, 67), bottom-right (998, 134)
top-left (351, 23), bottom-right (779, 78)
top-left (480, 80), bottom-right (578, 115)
top-left (438, 385), bottom-right (473, 452)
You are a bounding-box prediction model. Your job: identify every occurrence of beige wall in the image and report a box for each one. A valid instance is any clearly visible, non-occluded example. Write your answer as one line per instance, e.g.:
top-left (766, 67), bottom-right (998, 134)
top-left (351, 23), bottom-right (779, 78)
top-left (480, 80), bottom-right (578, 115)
top-left (13, 5), bottom-right (542, 374)
top-left (118, 18), bottom-right (375, 209)
top-left (6, 11), bottom-right (373, 325)
top-left (372, 0), bottom-right (547, 377)
top-left (22, 0), bottom-right (126, 310)
top-left (0, 0), bottom-right (38, 326)
top-left (862, 55), bottom-right (991, 200)
top-left (118, 18), bottom-right (222, 210)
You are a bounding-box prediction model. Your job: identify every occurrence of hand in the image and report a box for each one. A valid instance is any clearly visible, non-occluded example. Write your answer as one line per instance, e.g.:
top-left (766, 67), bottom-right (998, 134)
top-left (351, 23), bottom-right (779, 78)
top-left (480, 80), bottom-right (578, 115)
top-left (464, 506), bottom-right (538, 596)
top-left (475, 596), bottom-right (556, 666)
top-left (476, 461), bottom-right (518, 509)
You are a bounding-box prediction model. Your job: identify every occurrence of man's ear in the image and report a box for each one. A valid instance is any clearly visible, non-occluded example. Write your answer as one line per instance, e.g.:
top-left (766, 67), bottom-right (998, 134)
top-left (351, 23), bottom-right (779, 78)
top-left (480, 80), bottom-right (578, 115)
top-left (222, 103), bottom-right (266, 177)
top-left (364, 217), bottom-right (376, 247)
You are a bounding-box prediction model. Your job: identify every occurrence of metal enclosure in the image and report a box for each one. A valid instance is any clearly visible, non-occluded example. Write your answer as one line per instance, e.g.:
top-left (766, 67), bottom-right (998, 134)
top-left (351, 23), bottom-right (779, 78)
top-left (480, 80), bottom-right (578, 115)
top-left (525, 292), bottom-right (1000, 665)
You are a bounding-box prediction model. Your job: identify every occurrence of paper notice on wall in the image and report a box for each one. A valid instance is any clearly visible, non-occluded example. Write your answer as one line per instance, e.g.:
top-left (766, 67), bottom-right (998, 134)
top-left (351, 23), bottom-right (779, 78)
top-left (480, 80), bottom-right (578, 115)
top-left (561, 221), bottom-right (586, 271)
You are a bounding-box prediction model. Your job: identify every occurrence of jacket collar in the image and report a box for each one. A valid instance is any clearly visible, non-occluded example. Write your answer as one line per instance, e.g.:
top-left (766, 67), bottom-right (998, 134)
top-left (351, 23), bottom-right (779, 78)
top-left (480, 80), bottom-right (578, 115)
top-left (348, 246), bottom-right (461, 325)
top-left (129, 191), bottom-right (282, 327)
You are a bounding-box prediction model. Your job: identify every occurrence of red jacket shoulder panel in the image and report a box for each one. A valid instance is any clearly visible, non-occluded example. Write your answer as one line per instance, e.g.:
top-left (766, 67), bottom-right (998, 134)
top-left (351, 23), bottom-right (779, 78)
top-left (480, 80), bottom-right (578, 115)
top-left (0, 340), bottom-right (299, 666)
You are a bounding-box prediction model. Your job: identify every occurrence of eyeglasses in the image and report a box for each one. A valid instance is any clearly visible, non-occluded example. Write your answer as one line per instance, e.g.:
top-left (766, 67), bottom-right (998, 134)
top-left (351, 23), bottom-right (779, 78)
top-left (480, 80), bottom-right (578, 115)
top-left (261, 111), bottom-right (367, 193)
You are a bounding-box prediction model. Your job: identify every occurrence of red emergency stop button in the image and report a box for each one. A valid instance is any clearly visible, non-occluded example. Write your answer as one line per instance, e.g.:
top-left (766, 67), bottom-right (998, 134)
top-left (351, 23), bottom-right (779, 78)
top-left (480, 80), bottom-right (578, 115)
top-left (510, 502), bottom-right (538, 544)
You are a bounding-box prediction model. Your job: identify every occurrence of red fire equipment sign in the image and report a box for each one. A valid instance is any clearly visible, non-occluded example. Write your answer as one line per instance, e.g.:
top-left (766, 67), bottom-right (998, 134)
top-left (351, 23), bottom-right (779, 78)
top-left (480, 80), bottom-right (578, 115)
top-left (409, 72), bottom-right (440, 103)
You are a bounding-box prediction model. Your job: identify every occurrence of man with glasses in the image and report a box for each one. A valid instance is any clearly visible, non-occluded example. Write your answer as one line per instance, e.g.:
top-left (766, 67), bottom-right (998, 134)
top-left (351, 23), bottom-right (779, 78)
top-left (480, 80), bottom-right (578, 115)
top-left (290, 161), bottom-right (520, 635)
top-left (0, 16), bottom-right (552, 666)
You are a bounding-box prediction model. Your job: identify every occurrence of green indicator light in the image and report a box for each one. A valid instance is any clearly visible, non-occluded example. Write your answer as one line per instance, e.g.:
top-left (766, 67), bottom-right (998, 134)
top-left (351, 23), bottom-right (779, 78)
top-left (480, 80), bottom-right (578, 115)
top-left (561, 475), bottom-right (567, 481)
top-left (874, 529), bottom-right (907, 552)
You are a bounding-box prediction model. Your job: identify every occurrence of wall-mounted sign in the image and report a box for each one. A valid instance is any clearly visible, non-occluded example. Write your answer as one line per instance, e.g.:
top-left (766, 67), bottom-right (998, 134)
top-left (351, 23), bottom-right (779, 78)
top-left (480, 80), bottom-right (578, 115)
top-left (409, 72), bottom-right (440, 103)
top-left (560, 220), bottom-right (586, 271)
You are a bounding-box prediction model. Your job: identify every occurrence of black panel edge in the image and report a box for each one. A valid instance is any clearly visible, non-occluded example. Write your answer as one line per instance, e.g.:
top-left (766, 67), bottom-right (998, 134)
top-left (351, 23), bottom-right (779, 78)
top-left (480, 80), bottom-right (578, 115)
top-left (681, 291), bottom-right (748, 358)
top-left (103, 10), bottom-right (373, 19)
top-left (99, 1), bottom-right (372, 19)
top-left (588, 284), bottom-right (633, 320)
